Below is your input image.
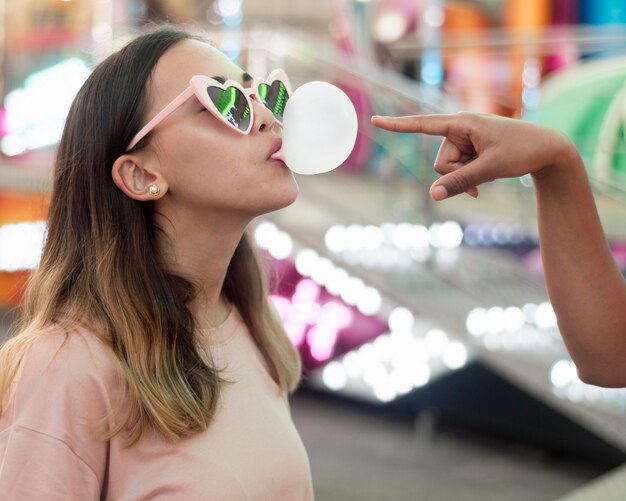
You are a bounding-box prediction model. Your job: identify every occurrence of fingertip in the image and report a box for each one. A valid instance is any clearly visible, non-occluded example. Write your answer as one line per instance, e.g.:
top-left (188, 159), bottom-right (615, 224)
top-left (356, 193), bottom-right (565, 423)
top-left (371, 115), bottom-right (390, 123)
top-left (430, 185), bottom-right (448, 201)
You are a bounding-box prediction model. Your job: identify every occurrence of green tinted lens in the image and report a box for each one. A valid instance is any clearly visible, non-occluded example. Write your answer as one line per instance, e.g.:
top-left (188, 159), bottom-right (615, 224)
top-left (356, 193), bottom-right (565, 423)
top-left (206, 85), bottom-right (251, 131)
top-left (258, 83), bottom-right (269, 102)
top-left (259, 80), bottom-right (289, 121)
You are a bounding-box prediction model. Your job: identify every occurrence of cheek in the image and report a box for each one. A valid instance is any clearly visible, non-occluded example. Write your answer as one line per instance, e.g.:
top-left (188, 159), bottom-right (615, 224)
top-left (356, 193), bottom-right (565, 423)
top-left (160, 128), bottom-right (250, 198)
top-left (157, 124), bottom-right (297, 213)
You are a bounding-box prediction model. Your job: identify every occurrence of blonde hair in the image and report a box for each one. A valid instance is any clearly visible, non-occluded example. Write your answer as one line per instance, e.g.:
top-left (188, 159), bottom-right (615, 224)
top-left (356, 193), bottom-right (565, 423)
top-left (0, 26), bottom-right (301, 447)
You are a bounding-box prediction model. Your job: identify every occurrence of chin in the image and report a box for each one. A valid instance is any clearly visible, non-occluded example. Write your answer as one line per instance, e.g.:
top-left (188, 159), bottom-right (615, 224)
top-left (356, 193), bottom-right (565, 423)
top-left (270, 188), bottom-right (299, 213)
top-left (244, 172), bottom-right (298, 215)
top-left (282, 180), bottom-right (299, 205)
top-left (256, 183), bottom-right (299, 216)
top-left (273, 175), bottom-right (299, 204)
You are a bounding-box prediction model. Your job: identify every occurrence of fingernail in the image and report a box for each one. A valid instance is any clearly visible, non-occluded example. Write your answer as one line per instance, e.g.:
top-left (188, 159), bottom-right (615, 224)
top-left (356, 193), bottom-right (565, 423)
top-left (431, 185), bottom-right (448, 200)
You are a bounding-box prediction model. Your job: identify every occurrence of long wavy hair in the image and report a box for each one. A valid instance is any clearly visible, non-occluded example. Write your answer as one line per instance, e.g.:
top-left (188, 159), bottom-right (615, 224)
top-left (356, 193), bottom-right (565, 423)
top-left (0, 26), bottom-right (302, 446)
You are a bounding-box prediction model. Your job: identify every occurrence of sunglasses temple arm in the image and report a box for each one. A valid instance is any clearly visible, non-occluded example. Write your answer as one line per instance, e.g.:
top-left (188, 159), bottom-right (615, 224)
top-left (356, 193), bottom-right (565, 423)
top-left (126, 86), bottom-right (195, 151)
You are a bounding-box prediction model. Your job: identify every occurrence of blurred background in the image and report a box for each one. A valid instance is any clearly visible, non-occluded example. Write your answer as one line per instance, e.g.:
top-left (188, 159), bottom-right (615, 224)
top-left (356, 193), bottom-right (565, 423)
top-left (1, 0), bottom-right (626, 499)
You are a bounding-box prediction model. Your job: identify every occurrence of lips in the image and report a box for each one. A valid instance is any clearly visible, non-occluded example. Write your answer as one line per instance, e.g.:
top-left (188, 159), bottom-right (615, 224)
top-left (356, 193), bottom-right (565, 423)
top-left (268, 138), bottom-right (282, 159)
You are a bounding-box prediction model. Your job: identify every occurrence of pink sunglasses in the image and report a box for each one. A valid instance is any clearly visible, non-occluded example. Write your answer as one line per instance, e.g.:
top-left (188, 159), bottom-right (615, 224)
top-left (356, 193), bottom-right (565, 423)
top-left (126, 69), bottom-right (292, 151)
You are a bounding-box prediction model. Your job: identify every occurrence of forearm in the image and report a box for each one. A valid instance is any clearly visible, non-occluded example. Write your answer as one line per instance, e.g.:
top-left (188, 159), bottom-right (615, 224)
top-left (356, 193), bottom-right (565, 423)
top-left (533, 147), bottom-right (626, 386)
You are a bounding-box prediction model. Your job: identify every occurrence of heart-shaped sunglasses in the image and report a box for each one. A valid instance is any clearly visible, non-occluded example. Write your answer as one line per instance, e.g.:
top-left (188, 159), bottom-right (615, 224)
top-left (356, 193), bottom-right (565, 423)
top-left (126, 69), bottom-right (292, 151)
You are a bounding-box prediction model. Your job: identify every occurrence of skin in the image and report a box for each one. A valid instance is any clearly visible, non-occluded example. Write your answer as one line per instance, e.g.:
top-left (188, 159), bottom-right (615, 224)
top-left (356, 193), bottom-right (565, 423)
top-left (111, 40), bottom-right (298, 328)
top-left (372, 112), bottom-right (626, 387)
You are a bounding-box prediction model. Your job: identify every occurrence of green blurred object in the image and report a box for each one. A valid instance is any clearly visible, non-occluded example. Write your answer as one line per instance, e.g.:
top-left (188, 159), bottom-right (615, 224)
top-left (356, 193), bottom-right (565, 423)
top-left (536, 56), bottom-right (626, 190)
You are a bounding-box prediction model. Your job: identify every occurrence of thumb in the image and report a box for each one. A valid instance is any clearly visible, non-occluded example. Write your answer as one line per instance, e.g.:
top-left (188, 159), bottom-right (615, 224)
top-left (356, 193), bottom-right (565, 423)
top-left (429, 158), bottom-right (492, 201)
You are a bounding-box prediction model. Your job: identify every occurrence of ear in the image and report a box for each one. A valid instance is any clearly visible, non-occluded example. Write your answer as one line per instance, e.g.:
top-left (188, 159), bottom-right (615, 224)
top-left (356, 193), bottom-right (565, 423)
top-left (111, 154), bottom-right (168, 201)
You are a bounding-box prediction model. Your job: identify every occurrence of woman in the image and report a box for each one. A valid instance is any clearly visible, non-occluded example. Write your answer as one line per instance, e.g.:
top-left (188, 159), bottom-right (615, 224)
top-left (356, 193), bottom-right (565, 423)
top-left (0, 26), bottom-right (313, 499)
top-left (372, 113), bottom-right (626, 388)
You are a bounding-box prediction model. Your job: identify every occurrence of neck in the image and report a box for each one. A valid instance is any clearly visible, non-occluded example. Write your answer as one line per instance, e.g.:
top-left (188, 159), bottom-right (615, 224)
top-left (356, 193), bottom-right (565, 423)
top-left (154, 207), bottom-right (250, 328)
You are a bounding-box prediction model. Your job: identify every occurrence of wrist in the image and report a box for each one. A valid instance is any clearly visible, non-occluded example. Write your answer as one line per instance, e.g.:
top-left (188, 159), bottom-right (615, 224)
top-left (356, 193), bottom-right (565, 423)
top-left (531, 133), bottom-right (583, 181)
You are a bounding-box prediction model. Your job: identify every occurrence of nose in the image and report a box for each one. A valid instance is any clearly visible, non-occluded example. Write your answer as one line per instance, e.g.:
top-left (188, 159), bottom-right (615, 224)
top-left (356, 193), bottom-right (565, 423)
top-left (249, 92), bottom-right (279, 134)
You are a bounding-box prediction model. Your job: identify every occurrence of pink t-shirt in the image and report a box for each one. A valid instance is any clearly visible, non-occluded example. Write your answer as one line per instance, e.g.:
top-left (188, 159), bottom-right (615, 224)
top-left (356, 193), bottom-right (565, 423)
top-left (0, 308), bottom-right (314, 500)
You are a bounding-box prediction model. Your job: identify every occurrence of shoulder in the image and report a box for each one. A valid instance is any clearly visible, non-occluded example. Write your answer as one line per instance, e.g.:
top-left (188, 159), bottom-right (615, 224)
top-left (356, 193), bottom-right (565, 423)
top-left (6, 326), bottom-right (123, 431)
top-left (20, 326), bottom-right (120, 391)
top-left (0, 327), bottom-right (115, 494)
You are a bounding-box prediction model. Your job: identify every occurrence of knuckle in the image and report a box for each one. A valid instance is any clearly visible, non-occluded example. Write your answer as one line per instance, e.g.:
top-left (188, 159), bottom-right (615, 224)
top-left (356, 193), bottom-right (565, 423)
top-left (455, 111), bottom-right (474, 123)
top-left (445, 173), bottom-right (471, 196)
top-left (452, 111), bottom-right (477, 134)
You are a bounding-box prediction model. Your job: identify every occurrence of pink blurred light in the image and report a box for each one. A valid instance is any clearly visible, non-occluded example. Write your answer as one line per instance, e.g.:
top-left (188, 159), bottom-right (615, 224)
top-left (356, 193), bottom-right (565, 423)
top-left (308, 302), bottom-right (353, 361)
top-left (270, 295), bottom-right (305, 345)
top-left (271, 280), bottom-right (353, 358)
top-left (285, 300), bottom-right (321, 346)
top-left (320, 301), bottom-right (353, 328)
top-left (294, 279), bottom-right (321, 302)
top-left (284, 319), bottom-right (306, 346)
top-left (270, 295), bottom-right (291, 320)
top-left (308, 325), bottom-right (338, 361)
top-left (0, 108), bottom-right (6, 136)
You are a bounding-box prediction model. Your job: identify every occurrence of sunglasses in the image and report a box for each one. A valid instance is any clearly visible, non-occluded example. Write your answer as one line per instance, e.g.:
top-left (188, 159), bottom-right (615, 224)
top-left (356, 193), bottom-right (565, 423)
top-left (126, 69), bottom-right (292, 151)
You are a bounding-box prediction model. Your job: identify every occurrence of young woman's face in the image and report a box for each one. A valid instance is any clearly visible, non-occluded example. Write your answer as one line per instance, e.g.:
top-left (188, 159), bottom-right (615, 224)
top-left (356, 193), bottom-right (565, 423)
top-left (144, 39), bottom-right (298, 218)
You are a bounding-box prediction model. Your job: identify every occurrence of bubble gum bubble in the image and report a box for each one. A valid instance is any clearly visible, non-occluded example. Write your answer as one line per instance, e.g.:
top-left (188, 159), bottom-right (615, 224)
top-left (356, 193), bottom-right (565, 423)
top-left (271, 81), bottom-right (358, 175)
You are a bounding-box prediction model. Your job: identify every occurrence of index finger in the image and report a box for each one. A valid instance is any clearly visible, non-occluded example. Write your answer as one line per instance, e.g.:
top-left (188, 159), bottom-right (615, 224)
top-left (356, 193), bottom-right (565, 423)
top-left (371, 114), bottom-right (454, 137)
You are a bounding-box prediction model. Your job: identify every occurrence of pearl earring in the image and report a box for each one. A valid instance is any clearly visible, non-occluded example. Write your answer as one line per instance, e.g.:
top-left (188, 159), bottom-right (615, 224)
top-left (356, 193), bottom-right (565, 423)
top-left (148, 185), bottom-right (160, 197)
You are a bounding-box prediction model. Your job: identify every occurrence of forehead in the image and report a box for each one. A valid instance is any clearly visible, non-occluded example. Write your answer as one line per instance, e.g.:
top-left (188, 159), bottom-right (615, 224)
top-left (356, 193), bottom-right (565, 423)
top-left (149, 39), bottom-right (245, 107)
